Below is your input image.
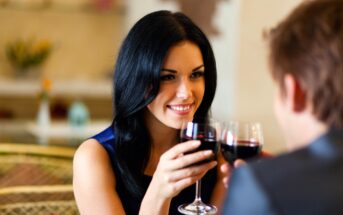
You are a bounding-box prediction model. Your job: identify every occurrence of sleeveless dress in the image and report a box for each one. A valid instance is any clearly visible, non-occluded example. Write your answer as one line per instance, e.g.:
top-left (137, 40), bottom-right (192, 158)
top-left (92, 126), bottom-right (217, 215)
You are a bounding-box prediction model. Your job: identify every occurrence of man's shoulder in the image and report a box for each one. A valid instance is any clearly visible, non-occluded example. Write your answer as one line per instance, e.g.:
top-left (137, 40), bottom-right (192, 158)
top-left (231, 129), bottom-right (343, 215)
top-left (239, 146), bottom-right (322, 193)
top-left (248, 147), bottom-right (310, 175)
top-left (249, 128), bottom-right (343, 177)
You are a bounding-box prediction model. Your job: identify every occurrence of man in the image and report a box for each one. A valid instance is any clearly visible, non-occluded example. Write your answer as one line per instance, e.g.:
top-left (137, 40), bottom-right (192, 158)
top-left (222, 0), bottom-right (343, 214)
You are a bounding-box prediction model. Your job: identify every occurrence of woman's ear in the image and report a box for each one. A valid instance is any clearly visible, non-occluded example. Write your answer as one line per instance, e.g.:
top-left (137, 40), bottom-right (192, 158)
top-left (284, 74), bottom-right (307, 112)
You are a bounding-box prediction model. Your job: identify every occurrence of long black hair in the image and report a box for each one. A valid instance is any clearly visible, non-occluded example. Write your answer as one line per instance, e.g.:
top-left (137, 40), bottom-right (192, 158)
top-left (112, 10), bottom-right (217, 197)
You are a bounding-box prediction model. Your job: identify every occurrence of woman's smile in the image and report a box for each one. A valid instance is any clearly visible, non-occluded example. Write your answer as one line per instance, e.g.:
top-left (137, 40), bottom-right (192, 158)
top-left (167, 103), bottom-right (194, 115)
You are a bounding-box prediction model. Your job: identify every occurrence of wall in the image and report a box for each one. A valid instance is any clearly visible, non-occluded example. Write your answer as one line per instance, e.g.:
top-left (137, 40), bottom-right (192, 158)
top-left (0, 4), bottom-right (124, 120)
top-left (0, 6), bottom-right (124, 80)
top-left (234, 0), bottom-right (301, 153)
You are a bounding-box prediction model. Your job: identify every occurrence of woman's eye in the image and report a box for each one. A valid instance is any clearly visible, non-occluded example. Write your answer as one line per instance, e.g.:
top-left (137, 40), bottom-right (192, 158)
top-left (160, 74), bottom-right (175, 81)
top-left (190, 71), bottom-right (204, 79)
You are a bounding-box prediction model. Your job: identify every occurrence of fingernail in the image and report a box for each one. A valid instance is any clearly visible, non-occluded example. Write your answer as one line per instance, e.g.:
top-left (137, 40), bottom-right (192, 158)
top-left (203, 150), bottom-right (212, 155)
top-left (192, 140), bottom-right (201, 146)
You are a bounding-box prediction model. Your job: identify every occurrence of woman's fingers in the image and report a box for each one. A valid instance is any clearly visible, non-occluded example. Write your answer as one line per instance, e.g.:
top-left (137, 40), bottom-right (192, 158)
top-left (171, 169), bottom-right (212, 193)
top-left (162, 140), bottom-right (200, 160)
top-left (152, 141), bottom-right (217, 198)
top-left (168, 150), bottom-right (214, 170)
top-left (166, 160), bottom-right (217, 182)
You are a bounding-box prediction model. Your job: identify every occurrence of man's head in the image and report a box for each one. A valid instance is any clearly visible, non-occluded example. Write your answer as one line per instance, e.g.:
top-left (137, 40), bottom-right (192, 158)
top-left (268, 0), bottom-right (343, 145)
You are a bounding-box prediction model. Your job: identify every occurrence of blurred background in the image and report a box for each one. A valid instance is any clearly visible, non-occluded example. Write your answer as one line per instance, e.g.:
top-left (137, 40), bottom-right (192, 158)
top-left (0, 0), bottom-right (302, 213)
top-left (0, 0), bottom-right (303, 152)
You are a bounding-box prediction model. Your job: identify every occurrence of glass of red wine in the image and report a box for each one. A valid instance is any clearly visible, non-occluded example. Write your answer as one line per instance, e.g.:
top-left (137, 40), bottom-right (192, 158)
top-left (221, 121), bottom-right (263, 165)
top-left (178, 118), bottom-right (220, 215)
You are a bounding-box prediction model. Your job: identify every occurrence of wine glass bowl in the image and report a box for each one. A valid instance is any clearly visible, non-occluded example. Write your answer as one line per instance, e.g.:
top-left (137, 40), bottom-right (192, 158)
top-left (178, 118), bottom-right (220, 215)
top-left (180, 121), bottom-right (219, 164)
top-left (220, 121), bottom-right (263, 165)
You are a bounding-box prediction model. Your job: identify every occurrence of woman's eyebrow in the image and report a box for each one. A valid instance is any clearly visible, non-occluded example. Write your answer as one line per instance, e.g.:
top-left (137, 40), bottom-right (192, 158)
top-left (192, 65), bottom-right (204, 71)
top-left (161, 69), bottom-right (177, 73)
top-left (161, 65), bottom-right (204, 73)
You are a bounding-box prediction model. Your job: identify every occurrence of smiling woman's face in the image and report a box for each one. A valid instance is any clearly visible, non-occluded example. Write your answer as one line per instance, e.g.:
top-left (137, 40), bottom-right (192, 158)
top-left (146, 41), bottom-right (205, 129)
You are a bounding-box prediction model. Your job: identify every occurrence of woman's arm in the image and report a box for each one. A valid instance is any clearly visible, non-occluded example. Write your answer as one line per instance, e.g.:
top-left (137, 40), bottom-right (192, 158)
top-left (73, 139), bottom-right (126, 215)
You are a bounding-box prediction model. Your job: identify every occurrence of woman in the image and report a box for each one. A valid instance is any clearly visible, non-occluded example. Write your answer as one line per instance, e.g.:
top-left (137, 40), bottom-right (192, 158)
top-left (73, 10), bottom-right (226, 215)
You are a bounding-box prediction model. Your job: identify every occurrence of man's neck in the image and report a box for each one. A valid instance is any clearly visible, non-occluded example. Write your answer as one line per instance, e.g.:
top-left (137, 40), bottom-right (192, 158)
top-left (287, 113), bottom-right (328, 151)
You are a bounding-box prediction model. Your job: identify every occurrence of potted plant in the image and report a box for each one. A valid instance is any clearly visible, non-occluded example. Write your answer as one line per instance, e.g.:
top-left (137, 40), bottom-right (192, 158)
top-left (5, 38), bottom-right (52, 77)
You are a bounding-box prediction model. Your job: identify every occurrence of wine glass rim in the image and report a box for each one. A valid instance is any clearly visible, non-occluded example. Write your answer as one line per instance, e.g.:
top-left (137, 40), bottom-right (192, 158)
top-left (183, 117), bottom-right (220, 123)
top-left (221, 121), bottom-right (264, 145)
top-left (225, 121), bottom-right (262, 125)
top-left (180, 118), bottom-right (221, 130)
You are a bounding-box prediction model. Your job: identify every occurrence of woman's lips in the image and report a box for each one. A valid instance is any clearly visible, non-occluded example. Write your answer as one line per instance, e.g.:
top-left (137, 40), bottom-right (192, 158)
top-left (167, 104), bottom-right (193, 115)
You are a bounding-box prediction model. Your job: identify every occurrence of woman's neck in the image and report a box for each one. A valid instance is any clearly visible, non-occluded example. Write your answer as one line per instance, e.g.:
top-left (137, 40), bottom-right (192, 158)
top-left (145, 111), bottom-right (178, 152)
top-left (144, 109), bottom-right (179, 175)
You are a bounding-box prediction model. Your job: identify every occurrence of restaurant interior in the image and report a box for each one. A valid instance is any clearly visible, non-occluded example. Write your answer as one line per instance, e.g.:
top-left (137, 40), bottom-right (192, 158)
top-left (0, 0), bottom-right (302, 214)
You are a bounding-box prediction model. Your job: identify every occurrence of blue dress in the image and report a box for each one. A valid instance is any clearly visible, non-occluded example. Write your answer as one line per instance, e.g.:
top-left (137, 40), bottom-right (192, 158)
top-left (92, 126), bottom-right (217, 215)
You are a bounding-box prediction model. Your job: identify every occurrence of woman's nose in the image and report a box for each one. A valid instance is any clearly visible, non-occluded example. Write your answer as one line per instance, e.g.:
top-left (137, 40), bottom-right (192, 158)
top-left (176, 79), bottom-right (192, 99)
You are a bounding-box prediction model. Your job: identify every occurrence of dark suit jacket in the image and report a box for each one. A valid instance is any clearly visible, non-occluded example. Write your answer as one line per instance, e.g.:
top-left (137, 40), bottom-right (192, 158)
top-left (222, 128), bottom-right (343, 215)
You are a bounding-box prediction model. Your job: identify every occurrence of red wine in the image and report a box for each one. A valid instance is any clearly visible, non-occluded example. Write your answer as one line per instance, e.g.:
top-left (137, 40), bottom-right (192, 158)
top-left (221, 140), bottom-right (262, 164)
top-left (181, 136), bottom-right (218, 164)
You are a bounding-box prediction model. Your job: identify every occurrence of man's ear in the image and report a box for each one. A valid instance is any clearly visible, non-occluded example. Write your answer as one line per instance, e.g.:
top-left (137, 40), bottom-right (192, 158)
top-left (284, 74), bottom-right (307, 112)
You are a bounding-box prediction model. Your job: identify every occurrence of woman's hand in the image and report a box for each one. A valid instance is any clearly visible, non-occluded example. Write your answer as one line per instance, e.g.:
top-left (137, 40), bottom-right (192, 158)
top-left (140, 140), bottom-right (217, 215)
top-left (151, 140), bottom-right (217, 199)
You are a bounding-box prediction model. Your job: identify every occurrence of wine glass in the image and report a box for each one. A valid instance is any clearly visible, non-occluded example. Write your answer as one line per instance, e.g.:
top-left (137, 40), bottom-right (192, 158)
top-left (220, 121), bottom-right (263, 165)
top-left (178, 118), bottom-right (220, 215)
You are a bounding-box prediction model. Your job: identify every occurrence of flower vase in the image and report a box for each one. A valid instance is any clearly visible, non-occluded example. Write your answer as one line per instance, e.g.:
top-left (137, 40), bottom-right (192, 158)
top-left (15, 66), bottom-right (41, 79)
top-left (36, 99), bottom-right (50, 144)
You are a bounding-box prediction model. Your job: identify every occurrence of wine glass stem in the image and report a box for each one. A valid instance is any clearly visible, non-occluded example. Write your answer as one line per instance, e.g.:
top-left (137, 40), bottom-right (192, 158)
top-left (195, 180), bottom-right (202, 202)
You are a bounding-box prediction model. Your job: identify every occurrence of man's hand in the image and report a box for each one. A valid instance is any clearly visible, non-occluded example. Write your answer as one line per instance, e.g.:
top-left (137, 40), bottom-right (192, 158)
top-left (220, 159), bottom-right (246, 188)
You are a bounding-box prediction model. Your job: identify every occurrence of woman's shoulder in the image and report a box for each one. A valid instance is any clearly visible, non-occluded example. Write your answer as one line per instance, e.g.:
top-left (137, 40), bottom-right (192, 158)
top-left (74, 138), bottom-right (109, 168)
top-left (73, 139), bottom-right (119, 213)
top-left (74, 138), bottom-right (117, 184)
top-left (91, 126), bottom-right (116, 155)
top-left (92, 125), bottom-right (116, 144)
top-left (73, 125), bottom-right (117, 173)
